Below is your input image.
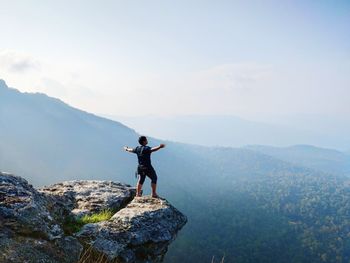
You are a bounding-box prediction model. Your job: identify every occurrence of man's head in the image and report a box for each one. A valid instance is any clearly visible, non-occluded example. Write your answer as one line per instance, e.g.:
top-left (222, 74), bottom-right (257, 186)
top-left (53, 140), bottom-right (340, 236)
top-left (138, 136), bottom-right (148, 146)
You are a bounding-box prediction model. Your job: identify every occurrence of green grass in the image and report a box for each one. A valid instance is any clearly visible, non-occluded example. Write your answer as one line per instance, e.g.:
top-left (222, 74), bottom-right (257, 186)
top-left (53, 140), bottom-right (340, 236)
top-left (63, 209), bottom-right (116, 235)
top-left (78, 209), bottom-right (115, 224)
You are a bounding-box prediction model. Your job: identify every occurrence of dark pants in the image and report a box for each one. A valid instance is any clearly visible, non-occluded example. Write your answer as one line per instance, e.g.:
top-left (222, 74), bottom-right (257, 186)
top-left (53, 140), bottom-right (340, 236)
top-left (137, 165), bottom-right (157, 184)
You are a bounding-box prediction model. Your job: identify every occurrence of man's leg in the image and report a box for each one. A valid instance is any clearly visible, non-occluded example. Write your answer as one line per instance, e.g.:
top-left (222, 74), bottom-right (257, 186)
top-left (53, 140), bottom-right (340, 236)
top-left (136, 173), bottom-right (146, 197)
top-left (136, 182), bottom-right (143, 197)
top-left (149, 169), bottom-right (158, 198)
top-left (151, 183), bottom-right (158, 197)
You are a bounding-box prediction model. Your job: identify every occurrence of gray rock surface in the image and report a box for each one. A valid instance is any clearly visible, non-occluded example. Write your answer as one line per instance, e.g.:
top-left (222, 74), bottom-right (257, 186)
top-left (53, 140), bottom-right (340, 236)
top-left (0, 172), bottom-right (187, 263)
top-left (39, 180), bottom-right (136, 217)
top-left (0, 172), bottom-right (82, 263)
top-left (76, 196), bottom-right (187, 263)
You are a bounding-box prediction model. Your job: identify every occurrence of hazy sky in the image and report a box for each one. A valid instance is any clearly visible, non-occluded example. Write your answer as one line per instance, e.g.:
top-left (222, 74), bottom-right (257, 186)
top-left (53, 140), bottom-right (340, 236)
top-left (0, 0), bottom-right (349, 119)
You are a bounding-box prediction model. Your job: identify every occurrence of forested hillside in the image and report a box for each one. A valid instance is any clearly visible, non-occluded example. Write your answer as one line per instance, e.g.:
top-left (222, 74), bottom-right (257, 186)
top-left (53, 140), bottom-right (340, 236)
top-left (164, 145), bottom-right (350, 263)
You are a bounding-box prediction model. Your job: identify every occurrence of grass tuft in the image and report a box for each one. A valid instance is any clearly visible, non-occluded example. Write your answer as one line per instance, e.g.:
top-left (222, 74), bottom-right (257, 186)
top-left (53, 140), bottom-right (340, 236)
top-left (78, 209), bottom-right (115, 224)
top-left (63, 209), bottom-right (116, 235)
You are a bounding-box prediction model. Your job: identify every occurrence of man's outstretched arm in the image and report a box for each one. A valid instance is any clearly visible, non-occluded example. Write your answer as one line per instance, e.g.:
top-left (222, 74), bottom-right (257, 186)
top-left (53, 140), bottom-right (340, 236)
top-left (151, 144), bottom-right (166, 152)
top-left (123, 146), bottom-right (135, 153)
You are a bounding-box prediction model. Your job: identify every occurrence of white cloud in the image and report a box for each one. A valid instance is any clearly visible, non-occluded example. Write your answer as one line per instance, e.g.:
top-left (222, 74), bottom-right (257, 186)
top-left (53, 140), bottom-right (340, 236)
top-left (0, 49), bottom-right (102, 113)
top-left (94, 62), bottom-right (276, 117)
top-left (187, 62), bottom-right (273, 93)
top-left (0, 50), bottom-right (40, 73)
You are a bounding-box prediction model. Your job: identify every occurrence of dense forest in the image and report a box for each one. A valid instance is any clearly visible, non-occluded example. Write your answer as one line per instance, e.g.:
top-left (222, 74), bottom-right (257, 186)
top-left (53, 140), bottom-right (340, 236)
top-left (164, 150), bottom-right (350, 263)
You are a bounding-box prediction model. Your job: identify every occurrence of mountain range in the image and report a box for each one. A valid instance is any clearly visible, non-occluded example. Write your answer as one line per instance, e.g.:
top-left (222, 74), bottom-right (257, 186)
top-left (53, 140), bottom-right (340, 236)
top-left (1, 79), bottom-right (350, 263)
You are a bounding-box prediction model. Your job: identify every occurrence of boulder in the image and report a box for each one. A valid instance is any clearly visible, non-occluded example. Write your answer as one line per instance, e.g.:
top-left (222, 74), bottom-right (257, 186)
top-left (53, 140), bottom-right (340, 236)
top-left (0, 172), bottom-right (187, 263)
top-left (76, 196), bottom-right (187, 262)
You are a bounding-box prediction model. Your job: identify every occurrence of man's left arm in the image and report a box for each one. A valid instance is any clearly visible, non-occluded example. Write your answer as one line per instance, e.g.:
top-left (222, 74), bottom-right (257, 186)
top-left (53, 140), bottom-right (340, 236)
top-left (151, 144), bottom-right (166, 152)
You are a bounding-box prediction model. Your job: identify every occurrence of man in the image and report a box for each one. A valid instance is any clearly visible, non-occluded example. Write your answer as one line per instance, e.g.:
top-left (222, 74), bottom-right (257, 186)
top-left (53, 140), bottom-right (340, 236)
top-left (123, 136), bottom-right (165, 198)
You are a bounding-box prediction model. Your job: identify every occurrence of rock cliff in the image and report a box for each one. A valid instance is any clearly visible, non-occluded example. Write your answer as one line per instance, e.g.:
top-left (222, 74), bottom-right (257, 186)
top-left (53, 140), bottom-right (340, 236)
top-left (0, 172), bottom-right (187, 263)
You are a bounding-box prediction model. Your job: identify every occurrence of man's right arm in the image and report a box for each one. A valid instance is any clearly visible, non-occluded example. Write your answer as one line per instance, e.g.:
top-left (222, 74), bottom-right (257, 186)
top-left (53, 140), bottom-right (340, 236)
top-left (123, 146), bottom-right (135, 153)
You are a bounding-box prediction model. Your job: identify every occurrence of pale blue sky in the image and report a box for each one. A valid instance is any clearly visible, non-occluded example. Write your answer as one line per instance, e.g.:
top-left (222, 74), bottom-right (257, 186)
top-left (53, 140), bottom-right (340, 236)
top-left (0, 0), bottom-right (349, 119)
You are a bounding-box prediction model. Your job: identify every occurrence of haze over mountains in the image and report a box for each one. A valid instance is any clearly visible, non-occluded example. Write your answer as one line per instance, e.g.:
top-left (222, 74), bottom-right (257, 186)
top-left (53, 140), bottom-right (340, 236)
top-left (246, 144), bottom-right (350, 177)
top-left (0, 79), bottom-right (140, 186)
top-left (1, 79), bottom-right (350, 263)
top-left (111, 114), bottom-right (350, 151)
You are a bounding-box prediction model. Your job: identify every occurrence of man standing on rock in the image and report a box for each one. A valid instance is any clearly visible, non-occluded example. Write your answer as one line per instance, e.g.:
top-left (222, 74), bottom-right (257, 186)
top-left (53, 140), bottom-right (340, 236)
top-left (124, 136), bottom-right (165, 198)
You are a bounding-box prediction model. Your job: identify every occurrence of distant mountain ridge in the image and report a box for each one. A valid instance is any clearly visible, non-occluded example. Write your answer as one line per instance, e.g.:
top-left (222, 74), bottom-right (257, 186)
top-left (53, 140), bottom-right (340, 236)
top-left (246, 144), bottom-right (350, 176)
top-left (110, 114), bottom-right (350, 150)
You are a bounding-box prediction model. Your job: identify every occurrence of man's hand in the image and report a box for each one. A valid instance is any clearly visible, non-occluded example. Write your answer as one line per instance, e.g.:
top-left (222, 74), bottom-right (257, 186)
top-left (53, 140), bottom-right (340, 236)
top-left (160, 144), bottom-right (166, 148)
top-left (123, 146), bottom-right (132, 152)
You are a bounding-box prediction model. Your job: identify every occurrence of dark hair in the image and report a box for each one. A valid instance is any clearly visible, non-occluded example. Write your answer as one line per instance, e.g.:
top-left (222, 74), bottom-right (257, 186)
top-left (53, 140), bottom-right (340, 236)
top-left (138, 136), bottom-right (147, 145)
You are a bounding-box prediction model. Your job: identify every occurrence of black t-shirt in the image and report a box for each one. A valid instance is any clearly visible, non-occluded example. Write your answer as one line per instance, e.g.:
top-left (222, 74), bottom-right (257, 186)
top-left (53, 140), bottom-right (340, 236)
top-left (133, 146), bottom-right (152, 167)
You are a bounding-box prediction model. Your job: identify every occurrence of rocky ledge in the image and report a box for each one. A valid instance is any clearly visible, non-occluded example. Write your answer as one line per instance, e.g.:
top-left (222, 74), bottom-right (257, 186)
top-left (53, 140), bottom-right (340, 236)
top-left (0, 172), bottom-right (187, 263)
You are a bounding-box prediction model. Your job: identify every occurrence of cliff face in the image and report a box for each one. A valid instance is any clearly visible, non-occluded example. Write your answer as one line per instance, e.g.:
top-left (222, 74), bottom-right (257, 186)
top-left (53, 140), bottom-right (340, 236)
top-left (0, 172), bottom-right (187, 263)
